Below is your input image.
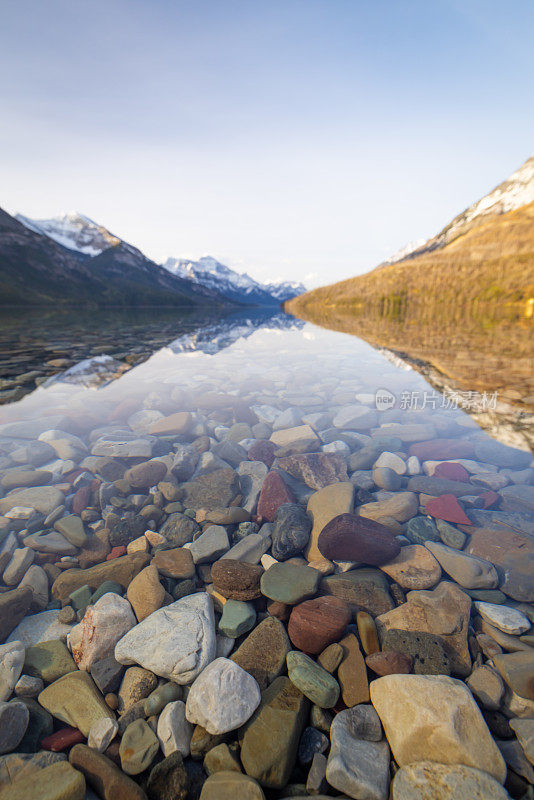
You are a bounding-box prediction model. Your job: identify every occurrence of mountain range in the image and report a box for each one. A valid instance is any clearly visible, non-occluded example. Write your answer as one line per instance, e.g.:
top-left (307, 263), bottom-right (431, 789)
top-left (286, 154), bottom-right (534, 318)
top-left (0, 208), bottom-right (304, 307)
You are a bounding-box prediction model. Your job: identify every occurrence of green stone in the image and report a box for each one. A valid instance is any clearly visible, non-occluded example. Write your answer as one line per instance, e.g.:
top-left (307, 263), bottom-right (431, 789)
top-left (90, 580), bottom-right (123, 604)
top-left (260, 563), bottom-right (321, 605)
top-left (54, 515), bottom-right (87, 548)
top-left (436, 519), bottom-right (466, 549)
top-left (68, 584), bottom-right (92, 611)
top-left (286, 651), bottom-right (340, 708)
top-left (24, 640), bottom-right (77, 684)
top-left (465, 588), bottom-right (508, 604)
top-left (406, 516), bottom-right (440, 545)
top-left (38, 670), bottom-right (115, 737)
top-left (219, 600), bottom-right (256, 638)
top-left (144, 682), bottom-right (182, 716)
top-left (119, 718), bottom-right (159, 775)
top-left (239, 676), bottom-right (308, 789)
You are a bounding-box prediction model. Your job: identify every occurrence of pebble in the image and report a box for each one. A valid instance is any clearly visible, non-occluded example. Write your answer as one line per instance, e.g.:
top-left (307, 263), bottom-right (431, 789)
top-left (337, 633), bottom-right (369, 705)
top-left (14, 674), bottom-right (43, 696)
top-left (87, 717), bottom-right (119, 752)
top-left (365, 650), bottom-right (413, 676)
top-left (199, 771), bottom-right (266, 799)
top-left (186, 525), bottom-right (230, 563)
top-left (157, 700), bottom-right (193, 757)
top-left (286, 651), bottom-right (340, 708)
top-left (370, 674), bottom-right (506, 782)
top-left (260, 562), bottom-right (321, 604)
top-left (114, 592), bottom-right (216, 684)
top-left (326, 706), bottom-right (390, 800)
top-left (231, 616), bottom-right (290, 689)
top-left (126, 564), bottom-right (165, 622)
top-left (3, 547), bottom-right (34, 586)
top-left (0, 701), bottom-right (29, 754)
top-left (24, 639), bottom-right (76, 683)
top-left (276, 452), bottom-right (348, 490)
top-left (466, 665), bottom-right (505, 710)
top-left (318, 512), bottom-right (401, 564)
top-left (257, 470), bottom-right (295, 522)
top-left (425, 541), bottom-right (498, 589)
top-left (38, 670), bottom-right (115, 736)
top-left (68, 593), bottom-right (136, 671)
top-left (270, 503), bottom-right (311, 560)
top-left (0, 641), bottom-right (25, 701)
top-left (185, 658), bottom-right (261, 734)
top-left (69, 742), bottom-right (146, 799)
top-left (211, 559), bottom-right (263, 600)
top-left (119, 718), bottom-right (159, 775)
top-left (7, 610), bottom-right (73, 647)
top-left (219, 599), bottom-right (256, 638)
top-left (1, 760), bottom-right (85, 800)
top-left (391, 761), bottom-right (511, 799)
top-left (474, 600), bottom-right (530, 634)
top-left (287, 595), bottom-right (351, 654)
top-left (380, 544), bottom-right (442, 590)
top-left (305, 481), bottom-right (354, 562)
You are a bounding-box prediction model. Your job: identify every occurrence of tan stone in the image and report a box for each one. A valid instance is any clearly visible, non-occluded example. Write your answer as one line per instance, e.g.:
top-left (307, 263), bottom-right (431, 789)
top-left (376, 581), bottom-right (472, 676)
top-left (337, 633), bottom-right (369, 706)
top-left (491, 650), bottom-right (534, 701)
top-left (149, 412), bottom-right (193, 435)
top-left (305, 482), bottom-right (354, 563)
top-left (380, 545), bottom-right (441, 590)
top-left (200, 771), bottom-right (265, 799)
top-left (0, 761), bottom-right (85, 800)
top-left (51, 553), bottom-right (150, 603)
top-left (38, 671), bottom-right (115, 736)
top-left (126, 565), bottom-right (165, 622)
top-left (358, 492), bottom-right (418, 523)
top-left (370, 674), bottom-right (506, 783)
top-left (269, 425), bottom-right (320, 456)
top-left (391, 761), bottom-right (510, 799)
top-left (356, 611), bottom-right (379, 655)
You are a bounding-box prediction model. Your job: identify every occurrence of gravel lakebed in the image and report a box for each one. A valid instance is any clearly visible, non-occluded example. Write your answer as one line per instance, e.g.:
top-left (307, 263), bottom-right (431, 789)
top-left (0, 324), bottom-right (532, 800)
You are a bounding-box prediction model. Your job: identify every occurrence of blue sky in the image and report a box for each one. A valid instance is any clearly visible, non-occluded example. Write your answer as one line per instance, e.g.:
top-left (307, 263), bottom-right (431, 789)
top-left (1, 0), bottom-right (533, 286)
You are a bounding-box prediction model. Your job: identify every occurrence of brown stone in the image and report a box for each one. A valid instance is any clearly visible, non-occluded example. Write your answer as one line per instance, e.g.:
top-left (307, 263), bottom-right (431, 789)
top-left (337, 633), bottom-right (369, 706)
top-left (287, 596), bottom-right (350, 655)
top-left (376, 581), bottom-right (472, 677)
top-left (152, 548), bottom-right (195, 579)
top-left (78, 532), bottom-right (111, 570)
top-left (317, 643), bottom-right (344, 673)
top-left (266, 600), bottom-right (290, 621)
top-left (379, 544), bottom-right (442, 590)
top-left (356, 611), bottom-right (379, 655)
top-left (126, 565), bottom-right (165, 622)
top-left (247, 440), bottom-right (276, 469)
top-left (149, 412), bottom-right (193, 435)
top-left (465, 526), bottom-right (534, 566)
top-left (318, 513), bottom-right (401, 565)
top-left (276, 453), bottom-right (348, 491)
top-left (365, 650), bottom-right (413, 676)
top-left (52, 553), bottom-right (150, 603)
top-left (320, 568), bottom-right (394, 616)
top-left (305, 482), bottom-right (354, 563)
top-left (0, 587), bottom-right (33, 641)
top-left (231, 617), bottom-right (290, 690)
top-left (69, 743), bottom-right (146, 800)
top-left (211, 559), bottom-right (263, 601)
top-left (256, 471), bottom-right (295, 522)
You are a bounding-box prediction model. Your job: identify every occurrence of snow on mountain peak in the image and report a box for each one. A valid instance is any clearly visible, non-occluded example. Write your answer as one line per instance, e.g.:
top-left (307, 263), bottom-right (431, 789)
top-left (15, 211), bottom-right (120, 256)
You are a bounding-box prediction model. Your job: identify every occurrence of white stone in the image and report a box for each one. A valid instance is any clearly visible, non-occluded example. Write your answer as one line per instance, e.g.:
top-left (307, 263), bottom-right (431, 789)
top-left (273, 408), bottom-right (303, 431)
top-left (474, 601), bottom-right (531, 635)
top-left (326, 707), bottom-right (390, 800)
top-left (0, 641), bottom-right (25, 701)
top-left (186, 657), bottom-right (261, 734)
top-left (88, 717), bottom-right (119, 752)
top-left (184, 525), bottom-right (230, 564)
top-left (69, 593), bottom-right (137, 671)
top-left (322, 441), bottom-right (351, 456)
top-left (115, 592), bottom-right (216, 684)
top-left (406, 456), bottom-right (421, 475)
top-left (374, 451), bottom-right (407, 475)
top-left (6, 610), bottom-right (73, 646)
top-left (157, 700), bottom-right (193, 757)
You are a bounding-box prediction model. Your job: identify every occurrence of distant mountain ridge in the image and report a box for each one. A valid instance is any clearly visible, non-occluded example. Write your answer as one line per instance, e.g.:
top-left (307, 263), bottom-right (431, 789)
top-left (164, 255), bottom-right (305, 304)
top-left (0, 208), bottom-right (229, 307)
top-left (384, 154), bottom-right (534, 265)
top-left (286, 154), bottom-right (534, 317)
top-left (13, 211), bottom-right (305, 305)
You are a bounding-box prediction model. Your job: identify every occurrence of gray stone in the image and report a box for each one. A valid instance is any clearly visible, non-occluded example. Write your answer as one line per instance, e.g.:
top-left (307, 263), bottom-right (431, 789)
top-left (185, 525), bottom-right (230, 564)
top-left (6, 611), bottom-right (73, 647)
top-left (157, 700), bottom-right (193, 757)
top-left (271, 503), bottom-right (311, 560)
top-left (0, 642), bottom-right (25, 701)
top-left (238, 461), bottom-right (268, 513)
top-left (3, 547), bottom-right (34, 586)
top-left (186, 658), bottom-right (261, 734)
top-left (0, 701), bottom-right (29, 754)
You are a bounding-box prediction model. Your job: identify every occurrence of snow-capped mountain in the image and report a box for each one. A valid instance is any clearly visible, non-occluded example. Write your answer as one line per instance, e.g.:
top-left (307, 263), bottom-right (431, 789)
top-left (163, 255), bottom-right (305, 305)
top-left (385, 154), bottom-right (534, 264)
top-left (15, 212), bottom-right (120, 256)
top-left (15, 211), bottom-right (306, 306)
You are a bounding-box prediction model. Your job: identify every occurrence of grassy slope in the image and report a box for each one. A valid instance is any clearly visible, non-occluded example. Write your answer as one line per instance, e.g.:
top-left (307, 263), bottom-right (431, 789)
top-left (287, 202), bottom-right (534, 321)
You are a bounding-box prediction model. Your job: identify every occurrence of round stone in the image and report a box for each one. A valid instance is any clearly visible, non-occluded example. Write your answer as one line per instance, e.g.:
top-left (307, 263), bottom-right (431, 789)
top-left (211, 559), bottom-right (263, 601)
top-left (288, 596), bottom-right (351, 654)
top-left (119, 718), bottom-right (159, 775)
top-left (379, 545), bottom-right (442, 590)
top-left (318, 513), bottom-right (401, 565)
top-left (0, 700), bottom-right (29, 754)
top-left (124, 460), bottom-right (167, 488)
top-left (185, 658), bottom-right (261, 735)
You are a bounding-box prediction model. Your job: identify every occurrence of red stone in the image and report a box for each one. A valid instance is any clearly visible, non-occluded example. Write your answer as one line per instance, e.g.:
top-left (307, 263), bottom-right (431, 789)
top-left (476, 491), bottom-right (500, 509)
top-left (106, 545), bottom-right (127, 560)
top-left (288, 596), bottom-right (351, 654)
top-left (72, 485), bottom-right (92, 514)
top-left (318, 513), bottom-right (401, 565)
top-left (408, 439), bottom-right (476, 461)
top-left (425, 494), bottom-right (472, 525)
top-left (365, 650), bottom-right (413, 676)
top-left (433, 462), bottom-right (470, 483)
top-left (41, 727), bottom-right (85, 751)
top-left (465, 527), bottom-right (534, 566)
top-left (248, 440), bottom-right (277, 469)
top-left (256, 470), bottom-right (295, 522)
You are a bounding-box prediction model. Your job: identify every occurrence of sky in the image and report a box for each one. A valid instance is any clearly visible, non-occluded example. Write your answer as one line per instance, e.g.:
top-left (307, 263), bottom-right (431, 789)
top-left (1, 1), bottom-right (533, 288)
